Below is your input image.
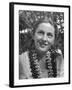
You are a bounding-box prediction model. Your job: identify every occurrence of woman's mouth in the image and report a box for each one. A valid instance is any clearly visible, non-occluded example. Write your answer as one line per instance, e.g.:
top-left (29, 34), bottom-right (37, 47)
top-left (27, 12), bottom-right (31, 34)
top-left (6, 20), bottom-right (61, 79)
top-left (38, 40), bottom-right (48, 47)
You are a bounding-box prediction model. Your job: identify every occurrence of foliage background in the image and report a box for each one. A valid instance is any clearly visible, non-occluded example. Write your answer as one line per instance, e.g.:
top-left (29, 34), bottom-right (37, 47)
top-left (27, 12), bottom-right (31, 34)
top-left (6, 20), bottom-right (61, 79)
top-left (19, 10), bottom-right (64, 56)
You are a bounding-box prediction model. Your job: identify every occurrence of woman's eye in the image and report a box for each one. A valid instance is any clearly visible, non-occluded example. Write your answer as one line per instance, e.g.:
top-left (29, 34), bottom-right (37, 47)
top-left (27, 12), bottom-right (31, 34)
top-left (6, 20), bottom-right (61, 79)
top-left (38, 31), bottom-right (44, 35)
top-left (47, 33), bottom-right (53, 38)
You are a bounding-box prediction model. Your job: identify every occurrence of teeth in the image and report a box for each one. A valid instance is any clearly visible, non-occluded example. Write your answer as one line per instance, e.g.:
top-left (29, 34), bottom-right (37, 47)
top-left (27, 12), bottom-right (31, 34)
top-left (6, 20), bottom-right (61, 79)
top-left (39, 41), bottom-right (48, 45)
top-left (41, 44), bottom-right (48, 46)
top-left (44, 43), bottom-right (48, 45)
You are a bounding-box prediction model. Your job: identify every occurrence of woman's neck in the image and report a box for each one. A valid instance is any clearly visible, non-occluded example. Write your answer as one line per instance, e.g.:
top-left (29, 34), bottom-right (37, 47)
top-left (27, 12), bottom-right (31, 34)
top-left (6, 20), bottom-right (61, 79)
top-left (35, 49), bottom-right (47, 60)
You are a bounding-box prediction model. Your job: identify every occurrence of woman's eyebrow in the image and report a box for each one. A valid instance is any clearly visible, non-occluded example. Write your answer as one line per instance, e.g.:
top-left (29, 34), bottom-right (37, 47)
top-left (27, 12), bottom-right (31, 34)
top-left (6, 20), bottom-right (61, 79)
top-left (47, 32), bottom-right (53, 36)
top-left (37, 30), bottom-right (44, 34)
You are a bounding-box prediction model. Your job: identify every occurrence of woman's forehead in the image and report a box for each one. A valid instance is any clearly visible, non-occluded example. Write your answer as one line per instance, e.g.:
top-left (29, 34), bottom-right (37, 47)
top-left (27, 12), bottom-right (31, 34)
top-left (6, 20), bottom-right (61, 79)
top-left (36, 23), bottom-right (55, 33)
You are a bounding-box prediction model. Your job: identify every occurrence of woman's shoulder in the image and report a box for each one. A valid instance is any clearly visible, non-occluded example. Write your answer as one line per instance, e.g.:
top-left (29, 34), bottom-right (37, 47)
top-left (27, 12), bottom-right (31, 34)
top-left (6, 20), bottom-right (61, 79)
top-left (19, 51), bottom-right (30, 69)
top-left (19, 51), bottom-right (29, 58)
top-left (19, 51), bottom-right (29, 62)
top-left (19, 51), bottom-right (32, 79)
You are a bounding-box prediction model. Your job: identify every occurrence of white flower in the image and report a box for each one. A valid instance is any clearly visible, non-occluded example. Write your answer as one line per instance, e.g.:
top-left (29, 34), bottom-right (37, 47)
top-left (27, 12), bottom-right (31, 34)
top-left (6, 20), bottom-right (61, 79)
top-left (56, 49), bottom-right (62, 55)
top-left (57, 25), bottom-right (61, 29)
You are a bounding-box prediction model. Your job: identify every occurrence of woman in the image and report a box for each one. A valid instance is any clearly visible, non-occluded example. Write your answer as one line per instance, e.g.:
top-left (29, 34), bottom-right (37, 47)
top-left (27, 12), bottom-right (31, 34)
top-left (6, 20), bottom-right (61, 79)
top-left (19, 16), bottom-right (64, 79)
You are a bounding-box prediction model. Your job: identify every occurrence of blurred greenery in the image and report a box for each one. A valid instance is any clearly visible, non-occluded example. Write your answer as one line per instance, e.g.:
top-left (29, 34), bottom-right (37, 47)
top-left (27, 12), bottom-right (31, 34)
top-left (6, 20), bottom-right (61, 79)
top-left (19, 11), bottom-right (64, 56)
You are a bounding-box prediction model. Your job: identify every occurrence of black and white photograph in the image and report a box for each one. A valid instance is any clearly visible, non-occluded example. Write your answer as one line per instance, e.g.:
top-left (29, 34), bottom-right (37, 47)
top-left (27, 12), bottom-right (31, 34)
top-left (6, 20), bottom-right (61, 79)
top-left (9, 2), bottom-right (70, 87)
top-left (19, 10), bottom-right (64, 79)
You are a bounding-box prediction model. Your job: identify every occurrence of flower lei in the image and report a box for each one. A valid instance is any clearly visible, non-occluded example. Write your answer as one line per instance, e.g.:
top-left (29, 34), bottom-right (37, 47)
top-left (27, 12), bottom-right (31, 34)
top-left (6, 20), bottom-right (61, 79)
top-left (29, 48), bottom-right (57, 78)
top-left (29, 49), bottom-right (42, 78)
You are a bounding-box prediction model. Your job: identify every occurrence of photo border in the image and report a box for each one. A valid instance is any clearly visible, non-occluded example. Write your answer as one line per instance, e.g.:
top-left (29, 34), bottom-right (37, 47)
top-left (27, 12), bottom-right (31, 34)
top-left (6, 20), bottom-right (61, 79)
top-left (9, 2), bottom-right (70, 88)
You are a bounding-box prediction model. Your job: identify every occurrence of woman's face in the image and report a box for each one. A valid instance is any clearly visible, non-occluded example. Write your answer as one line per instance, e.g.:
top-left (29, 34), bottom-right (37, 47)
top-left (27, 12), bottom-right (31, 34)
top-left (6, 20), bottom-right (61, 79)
top-left (33, 22), bottom-right (55, 53)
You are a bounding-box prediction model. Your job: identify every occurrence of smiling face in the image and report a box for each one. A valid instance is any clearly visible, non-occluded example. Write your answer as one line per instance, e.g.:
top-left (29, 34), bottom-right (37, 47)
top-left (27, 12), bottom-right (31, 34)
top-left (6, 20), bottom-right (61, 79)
top-left (33, 22), bottom-right (55, 53)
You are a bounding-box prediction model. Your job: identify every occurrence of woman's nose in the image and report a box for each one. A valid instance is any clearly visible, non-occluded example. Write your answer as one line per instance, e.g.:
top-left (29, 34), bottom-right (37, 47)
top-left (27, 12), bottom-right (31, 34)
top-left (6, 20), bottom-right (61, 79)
top-left (43, 34), bottom-right (48, 41)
